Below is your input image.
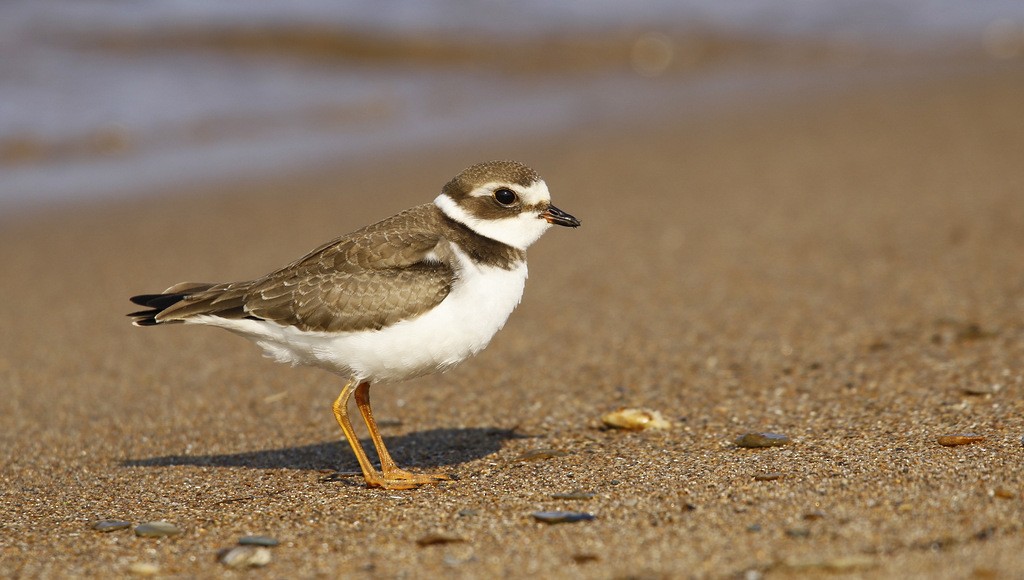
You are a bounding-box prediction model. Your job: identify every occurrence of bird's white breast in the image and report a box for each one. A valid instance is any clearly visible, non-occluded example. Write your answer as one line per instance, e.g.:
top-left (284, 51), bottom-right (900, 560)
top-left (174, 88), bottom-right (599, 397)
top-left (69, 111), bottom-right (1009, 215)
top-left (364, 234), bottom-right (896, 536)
top-left (193, 246), bottom-right (528, 383)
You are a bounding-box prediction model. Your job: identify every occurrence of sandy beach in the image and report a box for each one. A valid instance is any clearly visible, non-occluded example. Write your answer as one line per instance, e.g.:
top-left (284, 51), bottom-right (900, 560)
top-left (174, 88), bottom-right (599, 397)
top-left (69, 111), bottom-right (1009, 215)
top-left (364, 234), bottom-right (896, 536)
top-left (3, 57), bottom-right (1024, 577)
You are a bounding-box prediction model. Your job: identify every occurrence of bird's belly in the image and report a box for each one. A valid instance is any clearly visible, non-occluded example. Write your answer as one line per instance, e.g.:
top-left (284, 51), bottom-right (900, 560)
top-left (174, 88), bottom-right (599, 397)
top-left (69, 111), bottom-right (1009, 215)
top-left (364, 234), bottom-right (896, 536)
top-left (223, 261), bottom-right (529, 383)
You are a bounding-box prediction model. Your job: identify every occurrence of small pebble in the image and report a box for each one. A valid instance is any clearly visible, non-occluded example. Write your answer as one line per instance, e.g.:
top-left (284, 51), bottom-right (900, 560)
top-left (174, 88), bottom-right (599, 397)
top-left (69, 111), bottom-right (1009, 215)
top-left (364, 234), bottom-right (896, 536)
top-left (601, 408), bottom-right (671, 431)
top-left (262, 391), bottom-right (287, 404)
top-left (134, 521), bottom-right (182, 538)
top-left (735, 432), bottom-right (791, 448)
top-left (238, 535), bottom-right (279, 547)
top-left (532, 511), bottom-right (595, 524)
top-left (219, 545), bottom-right (272, 568)
top-left (785, 527), bottom-right (810, 538)
top-left (551, 490), bottom-right (596, 500)
top-left (514, 448), bottom-right (568, 462)
top-left (416, 533), bottom-right (467, 546)
top-left (991, 488), bottom-right (1016, 500)
top-left (974, 527), bottom-right (996, 541)
top-left (93, 520), bottom-right (132, 533)
top-left (572, 553), bottom-right (600, 563)
top-left (127, 562), bottom-right (160, 576)
top-left (937, 434), bottom-right (985, 446)
top-left (753, 472), bottom-right (784, 481)
top-left (802, 510), bottom-right (827, 520)
top-left (956, 323), bottom-right (993, 342)
top-left (457, 509), bottom-right (479, 517)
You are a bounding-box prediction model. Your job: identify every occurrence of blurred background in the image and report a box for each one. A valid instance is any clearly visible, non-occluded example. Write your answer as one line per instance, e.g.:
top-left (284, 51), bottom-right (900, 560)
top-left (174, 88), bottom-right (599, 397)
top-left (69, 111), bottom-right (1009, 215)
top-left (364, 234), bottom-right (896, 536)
top-left (3, 0), bottom-right (1023, 212)
top-left (4, 4), bottom-right (1024, 576)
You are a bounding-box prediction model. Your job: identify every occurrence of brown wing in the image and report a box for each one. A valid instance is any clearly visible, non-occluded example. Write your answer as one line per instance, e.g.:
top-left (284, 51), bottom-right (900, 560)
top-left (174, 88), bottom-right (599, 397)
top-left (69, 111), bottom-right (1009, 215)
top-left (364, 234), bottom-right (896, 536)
top-left (141, 204), bottom-right (455, 332)
top-left (244, 227), bottom-right (453, 332)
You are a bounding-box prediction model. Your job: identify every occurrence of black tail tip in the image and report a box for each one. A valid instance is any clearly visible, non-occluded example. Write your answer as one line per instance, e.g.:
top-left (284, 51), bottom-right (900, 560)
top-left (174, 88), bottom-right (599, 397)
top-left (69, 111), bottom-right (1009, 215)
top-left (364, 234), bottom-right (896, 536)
top-left (128, 292), bottom-right (188, 326)
top-left (131, 317), bottom-right (161, 327)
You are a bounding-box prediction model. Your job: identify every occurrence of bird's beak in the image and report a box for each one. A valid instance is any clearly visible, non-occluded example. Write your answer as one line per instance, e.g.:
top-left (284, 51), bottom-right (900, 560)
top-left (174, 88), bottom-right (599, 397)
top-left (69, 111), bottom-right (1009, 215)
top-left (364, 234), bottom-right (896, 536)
top-left (542, 205), bottom-right (581, 228)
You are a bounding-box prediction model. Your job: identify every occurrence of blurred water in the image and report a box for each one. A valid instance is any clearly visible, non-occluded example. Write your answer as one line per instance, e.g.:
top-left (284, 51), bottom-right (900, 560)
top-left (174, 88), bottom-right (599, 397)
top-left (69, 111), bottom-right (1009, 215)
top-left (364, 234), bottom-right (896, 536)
top-left (2, 0), bottom-right (1023, 211)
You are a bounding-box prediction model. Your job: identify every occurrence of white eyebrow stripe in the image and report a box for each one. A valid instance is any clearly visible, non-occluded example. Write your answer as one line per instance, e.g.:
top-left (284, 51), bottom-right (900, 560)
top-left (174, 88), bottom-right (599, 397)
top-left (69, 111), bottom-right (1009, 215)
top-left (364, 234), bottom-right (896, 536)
top-left (517, 180), bottom-right (551, 206)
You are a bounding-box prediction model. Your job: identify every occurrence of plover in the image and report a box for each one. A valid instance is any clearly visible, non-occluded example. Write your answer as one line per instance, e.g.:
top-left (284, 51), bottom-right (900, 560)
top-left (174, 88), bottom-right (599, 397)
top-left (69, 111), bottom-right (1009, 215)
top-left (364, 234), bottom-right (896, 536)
top-left (129, 160), bottom-right (579, 490)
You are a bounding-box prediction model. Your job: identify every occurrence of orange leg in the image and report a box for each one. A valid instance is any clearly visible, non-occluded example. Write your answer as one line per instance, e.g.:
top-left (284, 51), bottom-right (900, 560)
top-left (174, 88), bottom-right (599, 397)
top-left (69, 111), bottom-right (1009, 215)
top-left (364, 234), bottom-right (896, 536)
top-left (331, 379), bottom-right (448, 490)
top-left (332, 380), bottom-right (383, 486)
top-left (354, 382), bottom-right (450, 489)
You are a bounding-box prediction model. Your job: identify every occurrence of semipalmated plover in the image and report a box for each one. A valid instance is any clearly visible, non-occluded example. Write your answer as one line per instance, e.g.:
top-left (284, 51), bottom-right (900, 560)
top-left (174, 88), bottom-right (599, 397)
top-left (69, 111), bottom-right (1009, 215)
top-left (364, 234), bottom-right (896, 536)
top-left (129, 160), bottom-right (579, 490)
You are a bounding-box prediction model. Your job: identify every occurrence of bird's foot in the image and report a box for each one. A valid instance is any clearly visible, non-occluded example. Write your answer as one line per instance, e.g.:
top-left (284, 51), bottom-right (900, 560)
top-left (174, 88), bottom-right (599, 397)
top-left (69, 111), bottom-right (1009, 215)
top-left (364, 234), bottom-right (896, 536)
top-left (365, 469), bottom-right (450, 490)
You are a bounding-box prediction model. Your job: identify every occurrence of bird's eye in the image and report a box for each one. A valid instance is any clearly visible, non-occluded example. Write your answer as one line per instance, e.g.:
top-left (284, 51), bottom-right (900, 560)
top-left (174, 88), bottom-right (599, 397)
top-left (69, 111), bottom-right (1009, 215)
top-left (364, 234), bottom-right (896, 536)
top-left (493, 188), bottom-right (518, 206)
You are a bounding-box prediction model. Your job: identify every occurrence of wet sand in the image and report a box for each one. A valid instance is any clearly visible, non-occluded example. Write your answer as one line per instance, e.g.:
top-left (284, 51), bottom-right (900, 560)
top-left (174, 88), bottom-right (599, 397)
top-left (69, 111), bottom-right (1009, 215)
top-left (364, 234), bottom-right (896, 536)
top-left (2, 60), bottom-right (1024, 578)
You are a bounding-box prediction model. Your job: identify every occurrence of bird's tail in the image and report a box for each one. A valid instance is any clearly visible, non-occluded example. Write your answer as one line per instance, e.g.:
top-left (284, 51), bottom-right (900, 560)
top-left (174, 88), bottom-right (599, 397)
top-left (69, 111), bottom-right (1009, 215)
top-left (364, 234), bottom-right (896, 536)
top-left (128, 281), bottom-right (250, 326)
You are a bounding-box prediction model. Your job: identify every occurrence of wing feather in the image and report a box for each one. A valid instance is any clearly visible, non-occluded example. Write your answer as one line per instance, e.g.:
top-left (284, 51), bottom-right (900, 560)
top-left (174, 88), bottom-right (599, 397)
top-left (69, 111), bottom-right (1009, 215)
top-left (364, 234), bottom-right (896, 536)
top-left (132, 204), bottom-right (455, 331)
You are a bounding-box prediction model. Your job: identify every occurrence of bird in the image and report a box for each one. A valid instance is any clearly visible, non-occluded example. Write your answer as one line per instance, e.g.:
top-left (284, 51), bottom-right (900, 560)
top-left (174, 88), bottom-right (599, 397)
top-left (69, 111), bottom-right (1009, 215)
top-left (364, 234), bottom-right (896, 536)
top-left (128, 160), bottom-right (580, 490)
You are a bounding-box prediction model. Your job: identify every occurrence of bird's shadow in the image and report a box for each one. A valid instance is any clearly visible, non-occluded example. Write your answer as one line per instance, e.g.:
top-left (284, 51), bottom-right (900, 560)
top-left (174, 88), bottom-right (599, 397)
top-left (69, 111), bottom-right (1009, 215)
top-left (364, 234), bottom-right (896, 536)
top-left (122, 427), bottom-right (524, 472)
